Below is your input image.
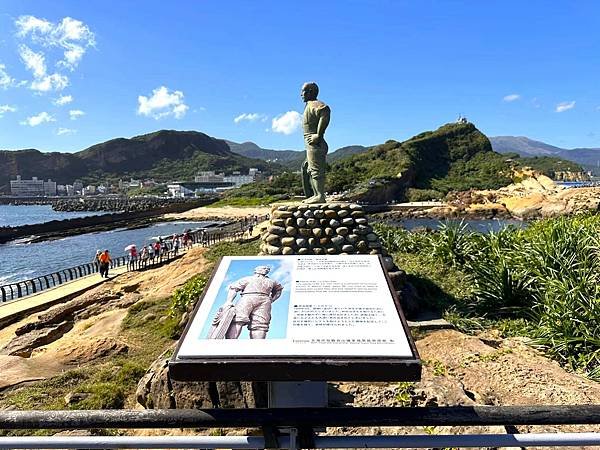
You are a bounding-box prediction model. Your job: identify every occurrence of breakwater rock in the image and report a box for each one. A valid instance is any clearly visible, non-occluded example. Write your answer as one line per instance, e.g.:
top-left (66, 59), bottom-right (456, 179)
top-left (0, 199), bottom-right (213, 244)
top-left (52, 197), bottom-right (208, 213)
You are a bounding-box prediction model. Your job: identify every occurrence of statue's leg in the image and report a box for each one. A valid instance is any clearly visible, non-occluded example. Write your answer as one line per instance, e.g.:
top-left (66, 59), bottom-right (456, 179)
top-left (225, 322), bottom-right (244, 339)
top-left (249, 330), bottom-right (267, 339)
top-left (304, 146), bottom-right (327, 204)
top-left (301, 160), bottom-right (314, 199)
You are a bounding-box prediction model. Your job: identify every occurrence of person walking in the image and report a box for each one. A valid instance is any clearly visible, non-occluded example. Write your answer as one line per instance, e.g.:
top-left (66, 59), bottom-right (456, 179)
top-left (173, 234), bottom-right (180, 255)
top-left (99, 249), bottom-right (112, 278)
top-left (140, 245), bottom-right (149, 268)
top-left (93, 249), bottom-right (102, 272)
top-left (127, 245), bottom-right (138, 270)
top-left (148, 243), bottom-right (155, 261)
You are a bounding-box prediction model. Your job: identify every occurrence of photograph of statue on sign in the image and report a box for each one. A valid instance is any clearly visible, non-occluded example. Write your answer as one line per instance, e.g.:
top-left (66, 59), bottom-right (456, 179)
top-left (203, 259), bottom-right (290, 340)
top-left (175, 255), bottom-right (417, 360)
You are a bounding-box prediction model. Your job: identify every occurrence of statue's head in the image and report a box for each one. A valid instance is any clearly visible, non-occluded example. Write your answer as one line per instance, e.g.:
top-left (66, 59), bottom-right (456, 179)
top-left (301, 82), bottom-right (319, 102)
top-left (254, 265), bottom-right (271, 275)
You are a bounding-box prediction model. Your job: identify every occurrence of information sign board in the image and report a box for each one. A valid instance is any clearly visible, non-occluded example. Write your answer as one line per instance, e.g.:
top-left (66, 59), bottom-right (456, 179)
top-left (170, 255), bottom-right (421, 381)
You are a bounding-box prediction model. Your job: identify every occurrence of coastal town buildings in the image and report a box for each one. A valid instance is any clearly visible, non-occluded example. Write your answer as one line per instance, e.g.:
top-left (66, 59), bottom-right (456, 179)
top-left (10, 176), bottom-right (57, 197)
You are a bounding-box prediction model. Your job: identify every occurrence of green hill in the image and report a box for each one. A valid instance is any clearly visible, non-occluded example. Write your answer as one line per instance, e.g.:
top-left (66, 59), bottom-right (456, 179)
top-left (0, 130), bottom-right (278, 192)
top-left (327, 122), bottom-right (510, 202)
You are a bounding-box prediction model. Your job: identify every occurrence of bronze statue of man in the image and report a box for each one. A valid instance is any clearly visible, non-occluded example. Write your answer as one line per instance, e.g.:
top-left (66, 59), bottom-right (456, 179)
top-left (301, 82), bottom-right (331, 204)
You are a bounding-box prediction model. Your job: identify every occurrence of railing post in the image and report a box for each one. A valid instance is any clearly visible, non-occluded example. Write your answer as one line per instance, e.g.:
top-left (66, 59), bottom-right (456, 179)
top-left (16, 283), bottom-right (22, 298)
top-left (44, 275), bottom-right (52, 288)
top-left (9, 285), bottom-right (15, 301)
top-left (56, 272), bottom-right (63, 284)
top-left (30, 279), bottom-right (36, 294)
top-left (1, 286), bottom-right (6, 302)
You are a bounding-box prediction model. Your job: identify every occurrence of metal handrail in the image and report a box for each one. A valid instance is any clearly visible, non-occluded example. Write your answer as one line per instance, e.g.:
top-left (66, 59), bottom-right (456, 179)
top-left (0, 215), bottom-right (268, 303)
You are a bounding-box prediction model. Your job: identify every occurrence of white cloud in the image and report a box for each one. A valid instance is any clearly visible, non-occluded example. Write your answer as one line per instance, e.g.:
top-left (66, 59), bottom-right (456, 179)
top-left (137, 86), bottom-right (189, 119)
top-left (503, 94), bottom-right (521, 102)
top-left (0, 64), bottom-right (17, 89)
top-left (234, 112), bottom-right (268, 124)
top-left (56, 127), bottom-right (76, 135)
top-left (15, 15), bottom-right (95, 70)
top-left (53, 94), bottom-right (73, 106)
top-left (69, 109), bottom-right (85, 120)
top-left (30, 73), bottom-right (69, 92)
top-left (270, 257), bottom-right (294, 287)
top-left (18, 44), bottom-right (69, 92)
top-left (19, 45), bottom-right (46, 78)
top-left (20, 111), bottom-right (55, 126)
top-left (271, 111), bottom-right (302, 135)
top-left (0, 105), bottom-right (17, 118)
top-left (556, 101), bottom-right (576, 113)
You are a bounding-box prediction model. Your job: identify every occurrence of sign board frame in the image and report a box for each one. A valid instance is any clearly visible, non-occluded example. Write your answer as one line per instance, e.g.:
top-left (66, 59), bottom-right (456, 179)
top-left (169, 255), bottom-right (421, 381)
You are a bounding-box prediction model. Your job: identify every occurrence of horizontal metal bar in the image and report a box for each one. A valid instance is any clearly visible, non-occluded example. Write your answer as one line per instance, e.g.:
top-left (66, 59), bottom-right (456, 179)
top-left (3, 406), bottom-right (600, 430)
top-left (2, 433), bottom-right (600, 449)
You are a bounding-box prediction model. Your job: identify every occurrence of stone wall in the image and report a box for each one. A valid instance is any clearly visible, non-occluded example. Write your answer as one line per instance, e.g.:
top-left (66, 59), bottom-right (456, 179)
top-left (260, 203), bottom-right (385, 257)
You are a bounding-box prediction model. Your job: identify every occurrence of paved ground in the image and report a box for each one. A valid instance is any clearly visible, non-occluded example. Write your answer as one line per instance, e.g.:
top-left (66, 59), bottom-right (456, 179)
top-left (0, 265), bottom-right (128, 327)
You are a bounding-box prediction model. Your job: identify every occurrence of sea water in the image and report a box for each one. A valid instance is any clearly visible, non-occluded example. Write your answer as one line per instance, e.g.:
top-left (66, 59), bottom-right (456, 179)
top-left (0, 204), bottom-right (104, 227)
top-left (0, 219), bottom-right (221, 285)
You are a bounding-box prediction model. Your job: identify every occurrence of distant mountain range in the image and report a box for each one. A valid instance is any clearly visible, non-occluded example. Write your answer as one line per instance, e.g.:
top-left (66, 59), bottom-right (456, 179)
top-left (0, 130), bottom-right (276, 192)
top-left (226, 141), bottom-right (368, 169)
top-left (489, 136), bottom-right (600, 172)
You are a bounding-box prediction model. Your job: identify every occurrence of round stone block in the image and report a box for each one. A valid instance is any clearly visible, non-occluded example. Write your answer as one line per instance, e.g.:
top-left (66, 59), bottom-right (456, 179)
top-left (268, 225), bottom-right (286, 235)
top-left (349, 203), bottom-right (363, 210)
top-left (273, 210), bottom-right (293, 219)
top-left (306, 218), bottom-right (317, 227)
top-left (265, 234), bottom-right (280, 244)
top-left (351, 210), bottom-right (366, 218)
top-left (313, 247), bottom-right (325, 255)
top-left (281, 237), bottom-right (295, 246)
top-left (324, 227), bottom-right (334, 236)
top-left (296, 238), bottom-right (307, 247)
top-left (285, 218), bottom-right (295, 227)
top-left (366, 233), bottom-right (378, 242)
top-left (356, 240), bottom-right (368, 251)
top-left (303, 210), bottom-right (314, 218)
top-left (331, 236), bottom-right (344, 246)
top-left (324, 210), bottom-right (337, 219)
top-left (313, 209), bottom-right (324, 219)
top-left (265, 244), bottom-right (282, 255)
top-left (346, 234), bottom-right (359, 244)
top-left (326, 247), bottom-right (337, 254)
top-left (296, 218), bottom-right (306, 227)
top-left (286, 226), bottom-right (298, 236)
top-left (327, 203), bottom-right (340, 210)
top-left (354, 217), bottom-right (368, 225)
top-left (329, 219), bottom-right (340, 228)
top-left (342, 244), bottom-right (355, 253)
top-left (336, 226), bottom-right (349, 236)
top-left (293, 210), bottom-right (303, 218)
top-left (319, 237), bottom-right (329, 245)
top-left (298, 228), bottom-right (311, 237)
top-left (298, 247), bottom-right (309, 255)
top-left (271, 218), bottom-right (285, 227)
top-left (337, 209), bottom-right (350, 218)
top-left (341, 217), bottom-right (354, 226)
top-left (308, 237), bottom-right (317, 246)
top-left (312, 228), bottom-right (323, 237)
top-left (282, 247), bottom-right (294, 255)
top-left (276, 205), bottom-right (288, 211)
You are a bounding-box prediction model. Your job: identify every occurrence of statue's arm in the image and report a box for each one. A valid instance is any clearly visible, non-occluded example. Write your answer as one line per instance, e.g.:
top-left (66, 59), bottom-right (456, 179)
top-left (271, 282), bottom-right (283, 302)
top-left (316, 106), bottom-right (331, 139)
top-left (226, 277), bottom-right (247, 305)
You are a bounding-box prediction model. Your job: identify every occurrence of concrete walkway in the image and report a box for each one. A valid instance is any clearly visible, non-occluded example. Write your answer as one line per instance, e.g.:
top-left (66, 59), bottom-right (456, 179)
top-left (0, 265), bottom-right (128, 328)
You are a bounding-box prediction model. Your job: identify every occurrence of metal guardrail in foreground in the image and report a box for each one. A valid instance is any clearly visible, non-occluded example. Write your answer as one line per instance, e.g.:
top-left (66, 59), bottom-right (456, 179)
top-left (2, 406), bottom-right (600, 449)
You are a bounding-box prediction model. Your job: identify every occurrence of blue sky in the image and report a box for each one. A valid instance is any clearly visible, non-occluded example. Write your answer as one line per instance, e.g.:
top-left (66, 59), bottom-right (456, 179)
top-left (1, 0), bottom-right (599, 153)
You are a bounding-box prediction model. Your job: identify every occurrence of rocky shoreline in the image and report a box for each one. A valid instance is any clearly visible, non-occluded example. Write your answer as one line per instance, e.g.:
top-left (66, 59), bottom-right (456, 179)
top-left (0, 199), bottom-right (215, 244)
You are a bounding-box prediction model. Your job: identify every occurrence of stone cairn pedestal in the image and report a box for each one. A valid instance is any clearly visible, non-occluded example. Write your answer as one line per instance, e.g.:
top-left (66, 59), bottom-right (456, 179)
top-left (259, 203), bottom-right (396, 268)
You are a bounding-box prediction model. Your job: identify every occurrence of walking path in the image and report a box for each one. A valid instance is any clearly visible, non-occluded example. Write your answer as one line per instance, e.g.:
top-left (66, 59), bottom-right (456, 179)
top-left (0, 266), bottom-right (128, 328)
